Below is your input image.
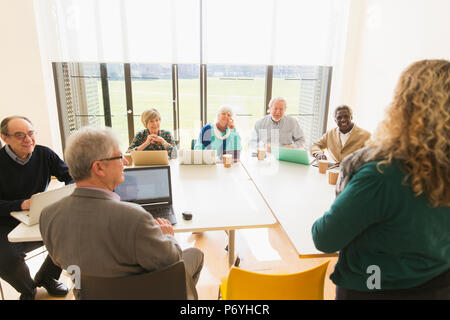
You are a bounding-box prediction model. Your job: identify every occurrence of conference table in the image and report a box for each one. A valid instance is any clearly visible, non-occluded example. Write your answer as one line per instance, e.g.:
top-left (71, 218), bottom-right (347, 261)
top-left (8, 160), bottom-right (277, 266)
top-left (240, 153), bottom-right (339, 258)
top-left (8, 152), bottom-right (338, 266)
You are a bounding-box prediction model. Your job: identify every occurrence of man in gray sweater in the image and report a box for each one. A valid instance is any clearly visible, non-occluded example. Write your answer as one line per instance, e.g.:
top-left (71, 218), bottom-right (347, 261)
top-left (40, 127), bottom-right (203, 299)
top-left (250, 97), bottom-right (306, 151)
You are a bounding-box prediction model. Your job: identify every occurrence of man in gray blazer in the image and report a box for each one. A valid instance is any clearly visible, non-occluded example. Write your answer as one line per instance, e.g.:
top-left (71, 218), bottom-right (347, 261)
top-left (39, 127), bottom-right (203, 299)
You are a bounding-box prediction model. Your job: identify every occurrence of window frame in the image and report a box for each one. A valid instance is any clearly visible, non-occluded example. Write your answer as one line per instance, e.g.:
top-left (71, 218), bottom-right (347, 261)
top-left (53, 62), bottom-right (332, 151)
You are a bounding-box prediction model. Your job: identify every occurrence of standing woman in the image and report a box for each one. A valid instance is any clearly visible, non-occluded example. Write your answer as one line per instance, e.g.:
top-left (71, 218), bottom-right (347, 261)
top-left (312, 59), bottom-right (450, 299)
top-left (194, 105), bottom-right (242, 160)
top-left (128, 108), bottom-right (177, 159)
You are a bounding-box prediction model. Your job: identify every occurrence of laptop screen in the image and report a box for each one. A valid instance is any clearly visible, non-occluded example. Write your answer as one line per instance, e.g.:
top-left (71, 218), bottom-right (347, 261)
top-left (115, 166), bottom-right (172, 204)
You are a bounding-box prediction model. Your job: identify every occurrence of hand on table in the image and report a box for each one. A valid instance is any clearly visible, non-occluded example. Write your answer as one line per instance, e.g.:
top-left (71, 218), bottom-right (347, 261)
top-left (155, 218), bottom-right (174, 236)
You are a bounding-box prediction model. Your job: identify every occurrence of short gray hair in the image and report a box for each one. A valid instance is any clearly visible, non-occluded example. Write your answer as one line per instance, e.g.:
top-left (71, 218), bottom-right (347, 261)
top-left (64, 127), bottom-right (119, 181)
top-left (216, 105), bottom-right (234, 119)
top-left (268, 97), bottom-right (287, 109)
top-left (334, 105), bottom-right (353, 117)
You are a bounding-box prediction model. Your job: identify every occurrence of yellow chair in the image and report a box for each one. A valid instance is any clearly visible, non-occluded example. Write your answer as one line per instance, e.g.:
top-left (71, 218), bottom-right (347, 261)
top-left (219, 260), bottom-right (330, 300)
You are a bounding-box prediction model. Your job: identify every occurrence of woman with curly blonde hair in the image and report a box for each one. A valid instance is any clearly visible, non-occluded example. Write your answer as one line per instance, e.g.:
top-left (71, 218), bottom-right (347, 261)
top-left (312, 59), bottom-right (450, 299)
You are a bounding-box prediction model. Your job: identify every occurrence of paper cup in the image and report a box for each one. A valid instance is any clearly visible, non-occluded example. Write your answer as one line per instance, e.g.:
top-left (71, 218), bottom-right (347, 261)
top-left (318, 160), bottom-right (328, 174)
top-left (223, 154), bottom-right (232, 168)
top-left (124, 153), bottom-right (132, 166)
top-left (328, 170), bottom-right (339, 185)
top-left (257, 149), bottom-right (266, 160)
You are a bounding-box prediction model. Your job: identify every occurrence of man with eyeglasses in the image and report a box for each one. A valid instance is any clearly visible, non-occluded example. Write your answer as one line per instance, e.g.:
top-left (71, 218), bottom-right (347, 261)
top-left (0, 116), bottom-right (73, 300)
top-left (39, 127), bottom-right (204, 300)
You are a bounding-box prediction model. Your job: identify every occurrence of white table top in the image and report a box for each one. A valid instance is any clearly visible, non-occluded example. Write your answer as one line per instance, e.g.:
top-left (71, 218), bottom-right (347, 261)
top-left (240, 153), bottom-right (338, 258)
top-left (8, 161), bottom-right (276, 242)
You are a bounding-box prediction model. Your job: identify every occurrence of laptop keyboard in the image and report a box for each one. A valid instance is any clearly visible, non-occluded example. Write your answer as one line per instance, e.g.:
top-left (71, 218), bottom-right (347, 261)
top-left (148, 206), bottom-right (170, 216)
top-left (144, 206), bottom-right (177, 225)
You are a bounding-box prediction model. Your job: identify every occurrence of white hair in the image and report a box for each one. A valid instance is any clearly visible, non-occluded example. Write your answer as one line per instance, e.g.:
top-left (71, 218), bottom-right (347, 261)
top-left (64, 126), bottom-right (119, 181)
top-left (268, 97), bottom-right (287, 109)
top-left (216, 105), bottom-right (234, 120)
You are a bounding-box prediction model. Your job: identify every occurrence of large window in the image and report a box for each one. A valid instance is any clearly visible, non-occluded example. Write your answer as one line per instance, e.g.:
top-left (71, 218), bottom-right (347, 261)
top-left (106, 64), bottom-right (128, 152)
top-left (130, 64), bottom-right (174, 139)
top-left (43, 1), bottom-right (347, 152)
top-left (178, 64), bottom-right (200, 150)
top-left (272, 66), bottom-right (332, 147)
top-left (206, 65), bottom-right (266, 149)
top-left (53, 62), bottom-right (332, 153)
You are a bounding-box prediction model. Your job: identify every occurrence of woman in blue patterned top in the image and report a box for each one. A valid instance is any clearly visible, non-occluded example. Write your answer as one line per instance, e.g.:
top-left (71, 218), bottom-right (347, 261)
top-left (127, 108), bottom-right (177, 158)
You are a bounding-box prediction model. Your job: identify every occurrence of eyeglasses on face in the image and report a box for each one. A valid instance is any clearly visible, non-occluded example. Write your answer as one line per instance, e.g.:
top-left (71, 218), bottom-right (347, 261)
top-left (97, 154), bottom-right (125, 162)
top-left (6, 131), bottom-right (37, 140)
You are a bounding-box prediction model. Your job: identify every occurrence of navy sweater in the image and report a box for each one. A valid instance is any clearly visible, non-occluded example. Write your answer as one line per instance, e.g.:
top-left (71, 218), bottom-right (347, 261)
top-left (0, 145), bottom-right (73, 229)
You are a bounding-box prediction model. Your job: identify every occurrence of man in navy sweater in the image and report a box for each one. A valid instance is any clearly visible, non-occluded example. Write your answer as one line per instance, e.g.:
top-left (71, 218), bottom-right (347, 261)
top-left (0, 116), bottom-right (73, 300)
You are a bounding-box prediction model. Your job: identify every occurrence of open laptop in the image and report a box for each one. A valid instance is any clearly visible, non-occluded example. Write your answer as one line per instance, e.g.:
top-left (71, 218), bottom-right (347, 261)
top-left (114, 166), bottom-right (177, 225)
top-left (131, 150), bottom-right (169, 166)
top-left (10, 184), bottom-right (76, 226)
top-left (271, 146), bottom-right (311, 165)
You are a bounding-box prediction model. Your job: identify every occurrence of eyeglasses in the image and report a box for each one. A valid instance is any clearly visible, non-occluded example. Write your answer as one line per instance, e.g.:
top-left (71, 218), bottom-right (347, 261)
top-left (6, 131), bottom-right (36, 140)
top-left (98, 154), bottom-right (125, 162)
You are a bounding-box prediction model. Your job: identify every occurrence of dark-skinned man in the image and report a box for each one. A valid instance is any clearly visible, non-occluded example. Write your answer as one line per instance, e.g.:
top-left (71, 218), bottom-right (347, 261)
top-left (310, 105), bottom-right (371, 164)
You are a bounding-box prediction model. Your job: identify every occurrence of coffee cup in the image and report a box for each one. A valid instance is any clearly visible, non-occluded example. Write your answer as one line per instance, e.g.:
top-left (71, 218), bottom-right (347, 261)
top-left (328, 169), bottom-right (339, 185)
top-left (223, 154), bottom-right (232, 168)
top-left (124, 153), bottom-right (132, 166)
top-left (257, 149), bottom-right (266, 160)
top-left (318, 160), bottom-right (328, 174)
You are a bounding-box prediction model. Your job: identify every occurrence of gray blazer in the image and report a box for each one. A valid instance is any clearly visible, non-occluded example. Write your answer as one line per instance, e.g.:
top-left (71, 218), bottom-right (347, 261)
top-left (40, 187), bottom-right (182, 279)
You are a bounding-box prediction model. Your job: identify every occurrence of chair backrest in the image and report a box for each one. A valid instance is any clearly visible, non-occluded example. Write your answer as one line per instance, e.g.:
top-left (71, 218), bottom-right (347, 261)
top-left (224, 260), bottom-right (330, 300)
top-left (79, 260), bottom-right (187, 300)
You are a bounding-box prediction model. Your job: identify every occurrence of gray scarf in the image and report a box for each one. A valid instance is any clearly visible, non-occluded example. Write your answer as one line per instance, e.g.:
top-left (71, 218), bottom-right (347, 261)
top-left (336, 146), bottom-right (382, 196)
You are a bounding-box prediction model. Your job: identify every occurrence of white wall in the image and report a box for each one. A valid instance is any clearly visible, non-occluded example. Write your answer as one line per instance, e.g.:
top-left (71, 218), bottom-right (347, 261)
top-left (0, 0), bottom-right (62, 155)
top-left (337, 0), bottom-right (450, 133)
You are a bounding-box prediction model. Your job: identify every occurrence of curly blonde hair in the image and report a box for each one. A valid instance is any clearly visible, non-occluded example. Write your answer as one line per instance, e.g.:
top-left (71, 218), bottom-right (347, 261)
top-left (367, 59), bottom-right (450, 207)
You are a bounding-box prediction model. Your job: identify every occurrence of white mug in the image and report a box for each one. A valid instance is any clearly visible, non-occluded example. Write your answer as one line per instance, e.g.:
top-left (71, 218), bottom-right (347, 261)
top-left (193, 150), bottom-right (203, 164)
top-left (182, 149), bottom-right (192, 164)
top-left (203, 150), bottom-right (217, 164)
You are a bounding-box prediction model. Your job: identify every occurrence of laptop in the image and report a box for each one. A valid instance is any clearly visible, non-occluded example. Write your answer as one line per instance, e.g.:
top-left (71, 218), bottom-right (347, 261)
top-left (271, 146), bottom-right (311, 165)
top-left (131, 150), bottom-right (169, 166)
top-left (10, 184), bottom-right (76, 226)
top-left (114, 166), bottom-right (177, 225)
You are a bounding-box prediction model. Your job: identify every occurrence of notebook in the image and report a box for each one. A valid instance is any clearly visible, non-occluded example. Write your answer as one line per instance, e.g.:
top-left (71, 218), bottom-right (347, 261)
top-left (114, 166), bottom-right (177, 225)
top-left (131, 150), bottom-right (169, 166)
top-left (271, 146), bottom-right (311, 165)
top-left (10, 184), bottom-right (76, 226)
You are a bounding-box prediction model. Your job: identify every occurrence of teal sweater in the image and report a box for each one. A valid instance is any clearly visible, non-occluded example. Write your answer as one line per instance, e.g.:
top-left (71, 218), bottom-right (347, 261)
top-left (194, 124), bottom-right (242, 156)
top-left (312, 161), bottom-right (450, 291)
